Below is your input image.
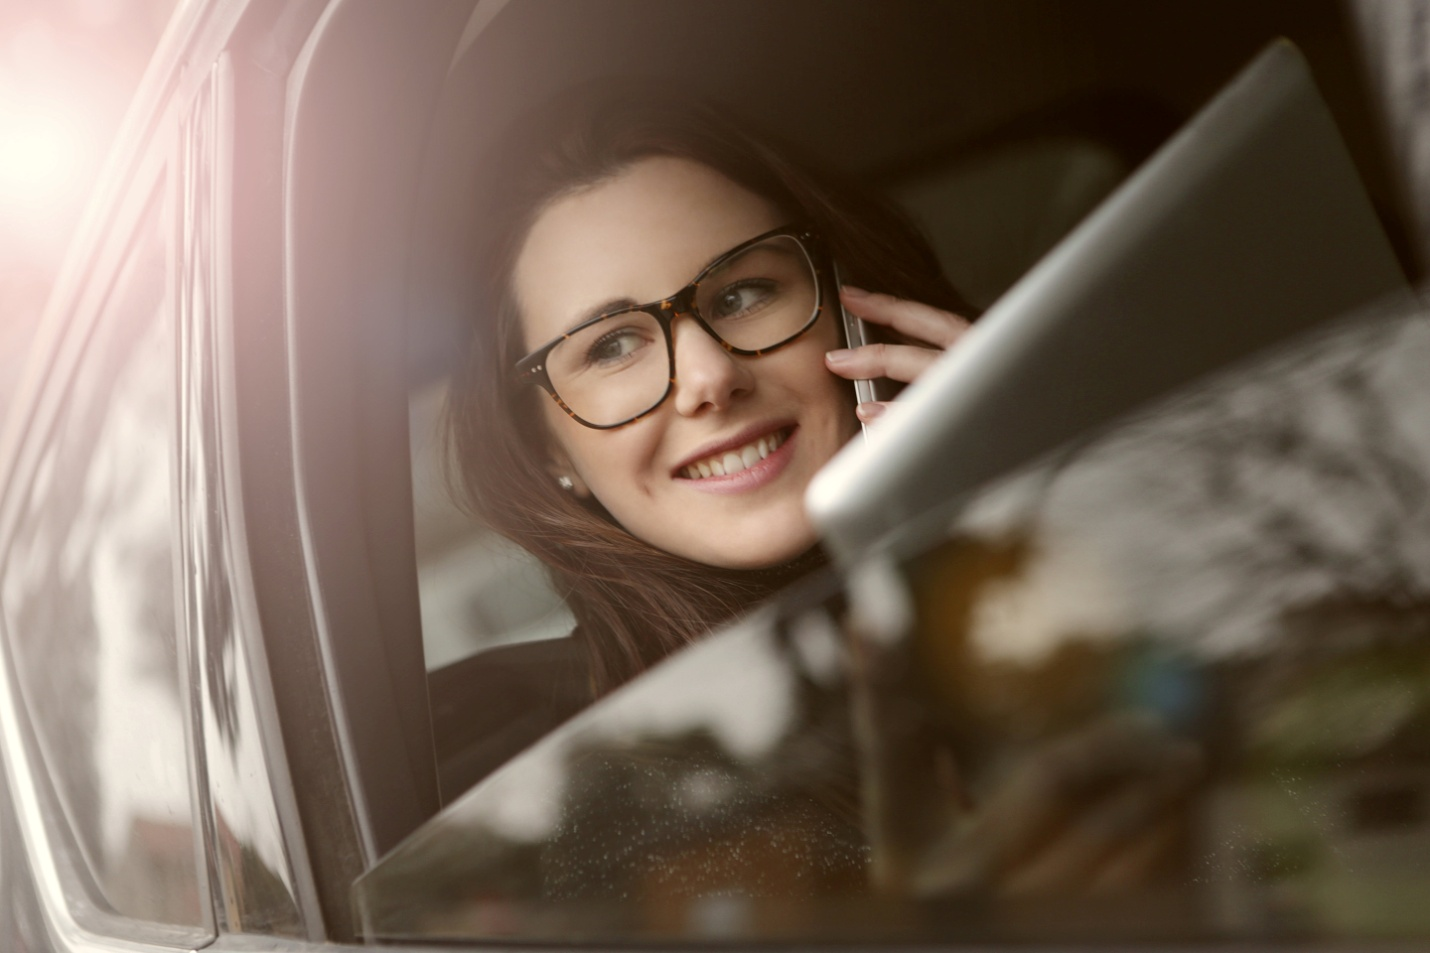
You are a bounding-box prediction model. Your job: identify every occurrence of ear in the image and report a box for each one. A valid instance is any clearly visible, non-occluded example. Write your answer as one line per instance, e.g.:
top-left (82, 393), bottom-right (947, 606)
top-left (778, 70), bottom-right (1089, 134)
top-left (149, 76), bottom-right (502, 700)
top-left (544, 445), bottom-right (591, 498)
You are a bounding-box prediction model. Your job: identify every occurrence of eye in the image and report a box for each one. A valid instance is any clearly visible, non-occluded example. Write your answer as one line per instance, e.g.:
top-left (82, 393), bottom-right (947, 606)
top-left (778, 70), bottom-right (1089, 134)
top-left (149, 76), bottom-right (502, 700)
top-left (585, 326), bottom-right (651, 367)
top-left (708, 279), bottom-right (777, 321)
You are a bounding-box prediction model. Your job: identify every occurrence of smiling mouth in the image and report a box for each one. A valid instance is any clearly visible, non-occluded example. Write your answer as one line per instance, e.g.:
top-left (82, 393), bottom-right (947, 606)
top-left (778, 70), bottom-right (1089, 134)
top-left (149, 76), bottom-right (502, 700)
top-left (680, 427), bottom-right (792, 480)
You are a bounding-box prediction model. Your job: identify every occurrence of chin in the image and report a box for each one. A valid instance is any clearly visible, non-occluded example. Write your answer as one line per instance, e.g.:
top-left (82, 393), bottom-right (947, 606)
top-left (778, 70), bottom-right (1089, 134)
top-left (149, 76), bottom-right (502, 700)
top-left (695, 530), bottom-right (818, 572)
top-left (627, 503), bottom-right (820, 571)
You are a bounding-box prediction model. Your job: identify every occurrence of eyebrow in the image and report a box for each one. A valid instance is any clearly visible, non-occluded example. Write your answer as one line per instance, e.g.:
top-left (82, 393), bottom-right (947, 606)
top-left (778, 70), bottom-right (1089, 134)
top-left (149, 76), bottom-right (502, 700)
top-left (565, 296), bottom-right (638, 335)
top-left (558, 235), bottom-right (757, 335)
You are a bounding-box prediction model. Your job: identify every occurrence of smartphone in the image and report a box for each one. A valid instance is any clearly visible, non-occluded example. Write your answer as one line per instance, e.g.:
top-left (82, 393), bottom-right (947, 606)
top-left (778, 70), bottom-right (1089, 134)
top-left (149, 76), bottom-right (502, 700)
top-left (834, 263), bottom-right (899, 435)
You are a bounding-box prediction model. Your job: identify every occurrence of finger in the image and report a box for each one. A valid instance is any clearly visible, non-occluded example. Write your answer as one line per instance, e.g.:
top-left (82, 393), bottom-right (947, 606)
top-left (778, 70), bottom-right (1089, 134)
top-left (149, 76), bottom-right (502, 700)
top-left (826, 341), bottom-right (941, 384)
top-left (842, 286), bottom-right (971, 348)
top-left (856, 401), bottom-right (888, 423)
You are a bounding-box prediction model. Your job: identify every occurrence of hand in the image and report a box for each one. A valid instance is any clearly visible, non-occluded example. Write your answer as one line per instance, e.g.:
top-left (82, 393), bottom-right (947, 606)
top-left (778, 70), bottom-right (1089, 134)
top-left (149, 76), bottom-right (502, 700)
top-left (823, 286), bottom-right (972, 424)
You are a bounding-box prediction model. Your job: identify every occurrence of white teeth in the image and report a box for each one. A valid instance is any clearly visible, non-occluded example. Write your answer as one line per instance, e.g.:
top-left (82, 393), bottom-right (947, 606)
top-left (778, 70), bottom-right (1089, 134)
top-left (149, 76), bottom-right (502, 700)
top-left (683, 429), bottom-right (788, 479)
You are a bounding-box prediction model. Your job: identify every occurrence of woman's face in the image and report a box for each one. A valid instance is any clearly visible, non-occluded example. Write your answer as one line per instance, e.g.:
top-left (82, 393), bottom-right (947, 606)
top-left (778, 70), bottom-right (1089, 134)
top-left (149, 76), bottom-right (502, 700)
top-left (512, 156), bottom-right (858, 569)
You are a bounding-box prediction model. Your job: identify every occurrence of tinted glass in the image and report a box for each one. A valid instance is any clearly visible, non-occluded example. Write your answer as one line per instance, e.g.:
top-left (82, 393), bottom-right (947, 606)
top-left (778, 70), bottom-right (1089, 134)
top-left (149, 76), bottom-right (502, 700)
top-left (360, 300), bottom-right (1430, 943)
top-left (1, 195), bottom-right (206, 928)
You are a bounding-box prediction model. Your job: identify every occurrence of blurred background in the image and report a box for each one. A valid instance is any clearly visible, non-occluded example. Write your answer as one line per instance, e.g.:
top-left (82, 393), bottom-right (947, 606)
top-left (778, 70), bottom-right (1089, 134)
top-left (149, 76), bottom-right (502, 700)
top-left (0, 0), bottom-right (176, 416)
top-left (0, 0), bottom-right (1423, 432)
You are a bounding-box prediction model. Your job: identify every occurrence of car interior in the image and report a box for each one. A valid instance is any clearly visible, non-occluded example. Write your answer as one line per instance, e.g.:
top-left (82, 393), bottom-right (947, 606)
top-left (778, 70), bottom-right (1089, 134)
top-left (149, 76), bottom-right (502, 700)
top-left (0, 0), bottom-right (1417, 947)
top-left (273, 0), bottom-right (1407, 926)
top-left (398, 0), bottom-right (1402, 800)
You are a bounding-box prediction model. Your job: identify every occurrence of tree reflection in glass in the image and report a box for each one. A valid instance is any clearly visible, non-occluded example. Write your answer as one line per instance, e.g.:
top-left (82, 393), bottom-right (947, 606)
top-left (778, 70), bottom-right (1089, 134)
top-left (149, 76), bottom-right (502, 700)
top-left (359, 298), bottom-right (1430, 944)
top-left (0, 199), bottom-right (204, 928)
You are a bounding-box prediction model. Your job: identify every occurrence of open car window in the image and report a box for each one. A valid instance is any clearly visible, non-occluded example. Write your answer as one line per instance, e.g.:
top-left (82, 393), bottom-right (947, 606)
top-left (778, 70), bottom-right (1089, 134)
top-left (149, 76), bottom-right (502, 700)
top-left (365, 291), bottom-right (1430, 943)
top-left (403, 2), bottom-right (1164, 806)
top-left (406, 126), bottom-right (1133, 800)
top-left (400, 0), bottom-right (1385, 699)
top-left (379, 3), bottom-right (1411, 941)
top-left (406, 136), bottom-right (1128, 671)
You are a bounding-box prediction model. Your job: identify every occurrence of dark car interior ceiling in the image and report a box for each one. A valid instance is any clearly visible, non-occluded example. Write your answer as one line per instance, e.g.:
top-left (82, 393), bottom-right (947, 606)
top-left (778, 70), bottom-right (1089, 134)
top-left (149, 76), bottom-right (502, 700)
top-left (405, 0), bottom-right (1396, 387)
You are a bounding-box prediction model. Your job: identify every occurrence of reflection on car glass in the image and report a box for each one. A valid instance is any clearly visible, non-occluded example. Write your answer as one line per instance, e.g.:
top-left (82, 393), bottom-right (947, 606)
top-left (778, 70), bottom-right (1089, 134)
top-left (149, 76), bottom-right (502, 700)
top-left (361, 604), bottom-right (869, 940)
top-left (885, 301), bottom-right (1430, 933)
top-left (0, 199), bottom-right (206, 927)
top-left (954, 299), bottom-right (1430, 663)
top-left (357, 300), bottom-right (1430, 943)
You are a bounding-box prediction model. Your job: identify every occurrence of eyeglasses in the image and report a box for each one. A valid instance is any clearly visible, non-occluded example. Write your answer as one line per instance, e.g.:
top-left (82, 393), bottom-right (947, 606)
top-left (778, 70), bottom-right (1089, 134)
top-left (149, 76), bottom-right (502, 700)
top-left (513, 225), bottom-right (828, 429)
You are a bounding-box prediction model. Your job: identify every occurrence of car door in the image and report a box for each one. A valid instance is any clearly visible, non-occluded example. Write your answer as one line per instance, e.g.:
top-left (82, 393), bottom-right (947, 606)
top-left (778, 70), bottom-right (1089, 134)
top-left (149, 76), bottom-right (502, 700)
top-left (0, 0), bottom-right (370, 947)
top-left (3, 1), bottom-right (1408, 951)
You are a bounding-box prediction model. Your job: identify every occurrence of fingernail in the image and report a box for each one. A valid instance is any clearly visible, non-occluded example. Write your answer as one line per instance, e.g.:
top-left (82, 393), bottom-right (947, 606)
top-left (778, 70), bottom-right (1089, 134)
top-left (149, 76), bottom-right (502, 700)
top-left (856, 402), bottom-right (885, 421)
top-left (841, 285), bottom-right (870, 298)
top-left (825, 348), bottom-right (854, 365)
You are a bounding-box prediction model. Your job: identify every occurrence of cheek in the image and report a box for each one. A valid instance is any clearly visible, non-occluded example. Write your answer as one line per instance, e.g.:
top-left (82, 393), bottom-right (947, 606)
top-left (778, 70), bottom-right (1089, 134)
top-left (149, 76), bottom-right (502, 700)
top-left (813, 309), bottom-right (844, 350)
top-left (823, 374), bottom-right (861, 444)
top-left (538, 396), bottom-right (599, 478)
top-left (796, 353), bottom-right (859, 446)
top-left (811, 315), bottom-right (859, 424)
top-left (788, 330), bottom-right (857, 419)
top-left (547, 408), bottom-right (661, 497)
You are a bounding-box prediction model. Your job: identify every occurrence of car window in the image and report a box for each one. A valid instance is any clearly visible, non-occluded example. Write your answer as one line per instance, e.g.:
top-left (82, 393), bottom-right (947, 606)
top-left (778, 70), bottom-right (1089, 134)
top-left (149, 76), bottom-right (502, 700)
top-left (0, 191), bottom-right (208, 933)
top-left (405, 133), bottom-right (1126, 803)
top-left (381, 0), bottom-right (1400, 923)
top-left (359, 294), bottom-right (1430, 944)
top-left (408, 128), bottom-right (1126, 674)
top-left (406, 51), bottom-right (1137, 810)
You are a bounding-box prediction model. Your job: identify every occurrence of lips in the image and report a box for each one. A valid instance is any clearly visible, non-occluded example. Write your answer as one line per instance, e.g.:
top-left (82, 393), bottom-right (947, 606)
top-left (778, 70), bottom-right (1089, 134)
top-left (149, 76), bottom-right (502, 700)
top-left (679, 428), bottom-right (790, 479)
top-left (674, 424), bottom-right (795, 481)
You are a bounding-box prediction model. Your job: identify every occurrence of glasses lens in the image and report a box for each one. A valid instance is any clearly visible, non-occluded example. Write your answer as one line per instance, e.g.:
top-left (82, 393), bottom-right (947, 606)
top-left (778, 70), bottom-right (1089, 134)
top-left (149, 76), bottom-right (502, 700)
top-left (695, 235), bottom-right (819, 350)
top-left (545, 310), bottom-right (670, 426)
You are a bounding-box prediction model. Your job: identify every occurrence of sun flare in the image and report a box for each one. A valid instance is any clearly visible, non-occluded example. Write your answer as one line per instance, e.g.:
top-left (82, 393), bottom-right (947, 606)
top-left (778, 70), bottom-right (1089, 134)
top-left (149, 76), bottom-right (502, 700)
top-left (0, 102), bottom-right (86, 211)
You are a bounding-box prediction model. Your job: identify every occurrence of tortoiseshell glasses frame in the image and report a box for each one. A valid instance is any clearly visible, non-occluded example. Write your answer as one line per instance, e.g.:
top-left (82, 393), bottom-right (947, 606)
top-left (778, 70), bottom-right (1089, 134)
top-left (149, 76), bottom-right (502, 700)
top-left (512, 225), bottom-right (829, 430)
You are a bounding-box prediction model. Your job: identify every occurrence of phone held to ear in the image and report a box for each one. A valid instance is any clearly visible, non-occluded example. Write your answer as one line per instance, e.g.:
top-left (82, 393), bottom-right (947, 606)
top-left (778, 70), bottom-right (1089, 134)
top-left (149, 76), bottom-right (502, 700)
top-left (834, 263), bottom-right (898, 437)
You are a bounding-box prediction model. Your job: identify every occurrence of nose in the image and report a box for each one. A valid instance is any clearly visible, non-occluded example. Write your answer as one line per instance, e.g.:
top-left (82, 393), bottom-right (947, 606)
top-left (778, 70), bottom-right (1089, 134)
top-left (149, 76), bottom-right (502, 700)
top-left (670, 315), bottom-right (754, 416)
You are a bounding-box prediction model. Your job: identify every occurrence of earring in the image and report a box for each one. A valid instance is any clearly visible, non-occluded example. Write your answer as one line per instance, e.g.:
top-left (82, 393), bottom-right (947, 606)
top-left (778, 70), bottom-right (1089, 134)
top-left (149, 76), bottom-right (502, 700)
top-left (557, 475), bottom-right (574, 491)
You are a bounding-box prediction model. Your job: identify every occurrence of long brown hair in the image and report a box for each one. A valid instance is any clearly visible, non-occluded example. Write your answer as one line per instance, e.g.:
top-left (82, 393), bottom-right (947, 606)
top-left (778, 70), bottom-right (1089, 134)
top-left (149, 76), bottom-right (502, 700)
top-left (447, 85), bottom-right (972, 696)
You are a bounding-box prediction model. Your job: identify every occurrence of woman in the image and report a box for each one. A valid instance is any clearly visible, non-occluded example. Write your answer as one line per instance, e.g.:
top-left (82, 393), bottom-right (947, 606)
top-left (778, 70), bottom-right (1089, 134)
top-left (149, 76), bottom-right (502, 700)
top-left (440, 92), bottom-right (1200, 900)
top-left (447, 87), bottom-right (974, 695)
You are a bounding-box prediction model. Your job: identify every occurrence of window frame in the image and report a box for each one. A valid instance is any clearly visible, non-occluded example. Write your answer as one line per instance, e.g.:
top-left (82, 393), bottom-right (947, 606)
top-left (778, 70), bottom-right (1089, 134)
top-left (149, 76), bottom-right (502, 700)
top-left (176, 51), bottom-right (328, 940)
top-left (279, 0), bottom-right (475, 870)
top-left (0, 103), bottom-right (216, 953)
